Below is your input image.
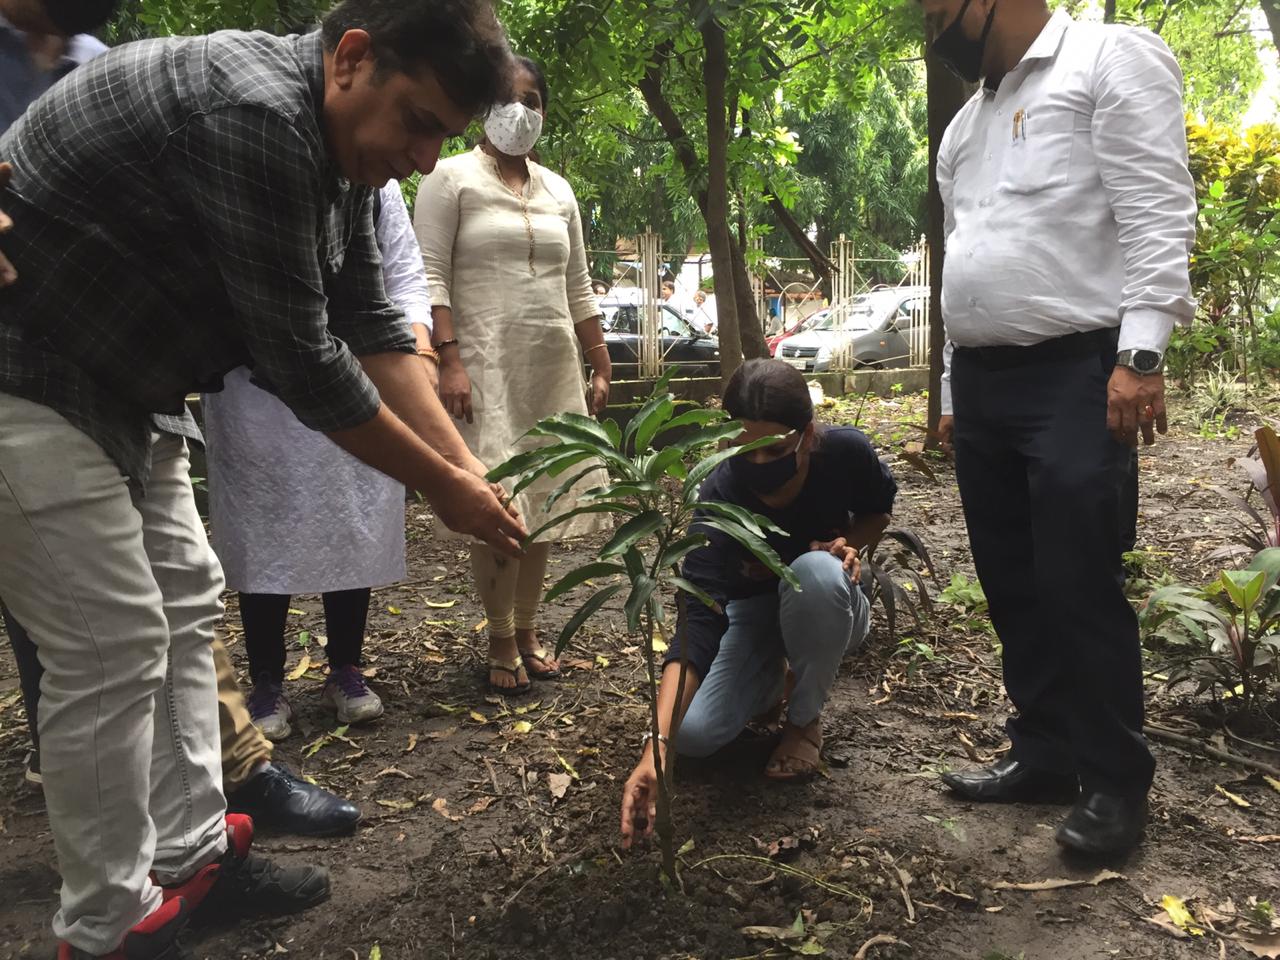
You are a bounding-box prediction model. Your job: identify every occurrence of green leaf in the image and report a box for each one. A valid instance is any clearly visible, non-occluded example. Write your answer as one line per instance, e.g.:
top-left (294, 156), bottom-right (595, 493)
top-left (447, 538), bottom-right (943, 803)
top-left (673, 420), bottom-right (746, 453)
top-left (635, 396), bottom-right (676, 453)
top-left (545, 561), bottom-right (625, 602)
top-left (1246, 547), bottom-right (1280, 592)
top-left (542, 463), bottom-right (606, 514)
top-left (600, 510), bottom-right (668, 559)
top-left (660, 408), bottom-right (726, 433)
top-left (555, 583), bottom-right (625, 655)
top-left (624, 574), bottom-right (659, 630)
top-left (645, 445), bottom-right (687, 480)
top-left (1220, 569), bottom-right (1266, 612)
top-left (525, 501), bottom-right (637, 544)
top-left (622, 546), bottom-right (646, 580)
top-left (659, 533), bottom-right (710, 570)
top-left (510, 449), bottom-right (597, 499)
top-left (669, 575), bottom-right (718, 609)
top-left (487, 442), bottom-right (595, 483)
top-left (696, 516), bottom-right (800, 589)
top-left (1209, 179), bottom-right (1226, 199)
top-left (601, 418), bottom-right (622, 449)
top-left (527, 411), bottom-right (616, 448)
top-left (624, 392), bottom-right (675, 452)
top-left (696, 499), bottom-right (787, 538)
top-left (584, 480), bottom-right (661, 502)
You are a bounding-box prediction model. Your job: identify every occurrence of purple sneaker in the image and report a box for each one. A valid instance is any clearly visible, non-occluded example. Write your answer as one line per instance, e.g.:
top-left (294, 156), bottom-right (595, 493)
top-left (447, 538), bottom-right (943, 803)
top-left (248, 675), bottom-right (294, 742)
top-left (321, 666), bottom-right (384, 724)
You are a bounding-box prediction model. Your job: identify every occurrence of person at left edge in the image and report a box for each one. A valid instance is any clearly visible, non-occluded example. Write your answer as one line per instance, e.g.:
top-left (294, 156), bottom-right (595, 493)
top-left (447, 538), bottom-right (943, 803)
top-left (0, 0), bottom-right (363, 841)
top-left (0, 1), bottom-right (522, 957)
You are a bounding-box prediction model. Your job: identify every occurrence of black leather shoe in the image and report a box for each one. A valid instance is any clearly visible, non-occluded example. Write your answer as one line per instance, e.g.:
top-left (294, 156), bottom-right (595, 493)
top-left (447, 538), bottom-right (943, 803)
top-left (1055, 792), bottom-right (1147, 856)
top-left (226, 763), bottom-right (361, 837)
top-left (941, 758), bottom-right (1080, 804)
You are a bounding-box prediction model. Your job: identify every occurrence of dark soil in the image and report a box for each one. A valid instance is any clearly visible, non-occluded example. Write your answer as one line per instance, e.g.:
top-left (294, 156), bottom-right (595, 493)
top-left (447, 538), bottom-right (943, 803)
top-left (2, 389), bottom-right (1279, 960)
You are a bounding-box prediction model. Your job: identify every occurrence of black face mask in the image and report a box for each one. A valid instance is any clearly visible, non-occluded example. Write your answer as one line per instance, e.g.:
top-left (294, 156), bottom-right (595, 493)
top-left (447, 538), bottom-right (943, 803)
top-left (42, 0), bottom-right (120, 36)
top-left (931, 0), bottom-right (997, 84)
top-left (729, 448), bottom-right (800, 496)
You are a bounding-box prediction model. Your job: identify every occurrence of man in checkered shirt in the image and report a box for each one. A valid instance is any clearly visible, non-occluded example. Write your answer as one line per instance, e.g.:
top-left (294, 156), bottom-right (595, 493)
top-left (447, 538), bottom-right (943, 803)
top-left (0, 1), bottom-right (524, 956)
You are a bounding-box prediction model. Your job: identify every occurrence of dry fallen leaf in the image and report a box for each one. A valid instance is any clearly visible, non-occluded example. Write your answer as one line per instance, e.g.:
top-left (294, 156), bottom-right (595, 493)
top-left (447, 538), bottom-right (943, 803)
top-left (1216, 785), bottom-right (1252, 808)
top-left (1265, 775), bottom-right (1280, 796)
top-left (512, 720), bottom-right (533, 734)
top-left (286, 654), bottom-right (311, 681)
top-left (386, 605), bottom-right (402, 615)
top-left (988, 869), bottom-right (1126, 891)
top-left (467, 796), bottom-right (494, 815)
top-left (423, 599), bottom-right (457, 609)
top-left (375, 798), bottom-right (416, 811)
top-left (548, 772), bottom-right (572, 800)
top-left (1240, 933), bottom-right (1280, 959)
top-left (739, 924), bottom-right (805, 942)
top-left (473, 618), bottom-right (489, 633)
top-left (432, 797), bottom-right (463, 822)
top-left (1238, 835), bottom-right (1280, 843)
top-left (376, 767), bottom-right (413, 780)
top-left (469, 710), bottom-right (488, 724)
top-left (405, 733), bottom-right (419, 753)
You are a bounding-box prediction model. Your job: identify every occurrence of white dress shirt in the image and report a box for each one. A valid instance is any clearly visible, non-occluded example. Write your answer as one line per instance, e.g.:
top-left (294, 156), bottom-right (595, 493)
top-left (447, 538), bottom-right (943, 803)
top-left (375, 180), bottom-right (433, 335)
top-left (938, 12), bottom-right (1196, 414)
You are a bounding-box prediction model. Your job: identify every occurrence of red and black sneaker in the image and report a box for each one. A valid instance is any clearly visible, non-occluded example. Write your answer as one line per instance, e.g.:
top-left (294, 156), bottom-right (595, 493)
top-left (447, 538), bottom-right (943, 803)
top-left (161, 814), bottom-right (330, 923)
top-left (57, 896), bottom-right (189, 960)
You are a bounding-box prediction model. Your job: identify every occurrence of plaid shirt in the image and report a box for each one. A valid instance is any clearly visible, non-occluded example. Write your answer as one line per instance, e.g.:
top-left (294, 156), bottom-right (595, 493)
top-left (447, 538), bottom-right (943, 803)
top-left (0, 29), bottom-right (412, 485)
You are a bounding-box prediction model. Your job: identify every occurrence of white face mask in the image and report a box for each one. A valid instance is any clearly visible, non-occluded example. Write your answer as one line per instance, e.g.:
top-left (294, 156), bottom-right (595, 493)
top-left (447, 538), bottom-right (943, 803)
top-left (484, 100), bottom-right (544, 157)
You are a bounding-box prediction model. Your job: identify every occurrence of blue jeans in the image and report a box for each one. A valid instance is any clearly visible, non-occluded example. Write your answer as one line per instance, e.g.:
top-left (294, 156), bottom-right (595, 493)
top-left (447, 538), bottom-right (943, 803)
top-left (676, 551), bottom-right (870, 757)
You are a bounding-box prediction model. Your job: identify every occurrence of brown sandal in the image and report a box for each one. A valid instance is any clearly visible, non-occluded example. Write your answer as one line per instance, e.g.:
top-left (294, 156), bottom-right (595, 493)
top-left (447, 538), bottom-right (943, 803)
top-left (486, 655), bottom-right (531, 695)
top-left (518, 644), bottom-right (561, 681)
top-left (764, 721), bottom-right (824, 782)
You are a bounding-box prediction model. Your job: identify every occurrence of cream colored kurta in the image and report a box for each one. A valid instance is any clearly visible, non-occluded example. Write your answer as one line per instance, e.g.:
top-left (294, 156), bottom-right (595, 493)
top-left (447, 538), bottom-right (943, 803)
top-left (415, 147), bottom-right (609, 540)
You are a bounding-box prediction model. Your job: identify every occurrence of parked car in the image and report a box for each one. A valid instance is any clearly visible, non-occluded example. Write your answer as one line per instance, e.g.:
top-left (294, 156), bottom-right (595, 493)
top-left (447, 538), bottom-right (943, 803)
top-left (598, 301), bottom-right (721, 378)
top-left (768, 309), bottom-right (826, 357)
top-left (776, 286), bottom-right (929, 373)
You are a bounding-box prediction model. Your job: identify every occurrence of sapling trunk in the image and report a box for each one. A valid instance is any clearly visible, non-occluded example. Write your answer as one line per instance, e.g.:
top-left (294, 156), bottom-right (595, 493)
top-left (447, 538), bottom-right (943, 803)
top-left (642, 606), bottom-right (678, 884)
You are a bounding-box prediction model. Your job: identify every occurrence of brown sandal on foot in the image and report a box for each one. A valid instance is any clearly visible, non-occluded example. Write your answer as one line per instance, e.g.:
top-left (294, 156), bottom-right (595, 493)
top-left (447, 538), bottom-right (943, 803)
top-left (764, 721), bottom-right (824, 783)
top-left (518, 645), bottom-right (561, 681)
top-left (486, 655), bottom-right (531, 695)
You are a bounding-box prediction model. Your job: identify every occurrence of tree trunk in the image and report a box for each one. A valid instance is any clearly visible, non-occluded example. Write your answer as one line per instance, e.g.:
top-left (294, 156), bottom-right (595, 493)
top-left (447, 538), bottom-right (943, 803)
top-left (1103, 0), bottom-right (1118, 23)
top-left (699, 15), bottom-right (748, 383)
top-left (1261, 0), bottom-right (1280, 58)
top-left (924, 29), bottom-right (974, 442)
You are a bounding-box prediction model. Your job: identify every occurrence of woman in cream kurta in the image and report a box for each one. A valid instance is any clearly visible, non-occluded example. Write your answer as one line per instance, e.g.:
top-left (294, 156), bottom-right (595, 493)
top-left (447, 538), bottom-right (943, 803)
top-left (414, 59), bottom-right (611, 692)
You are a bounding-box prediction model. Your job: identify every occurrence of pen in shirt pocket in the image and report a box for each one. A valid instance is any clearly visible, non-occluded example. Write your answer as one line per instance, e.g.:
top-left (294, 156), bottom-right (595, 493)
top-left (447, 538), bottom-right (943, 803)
top-left (1012, 109), bottom-right (1027, 142)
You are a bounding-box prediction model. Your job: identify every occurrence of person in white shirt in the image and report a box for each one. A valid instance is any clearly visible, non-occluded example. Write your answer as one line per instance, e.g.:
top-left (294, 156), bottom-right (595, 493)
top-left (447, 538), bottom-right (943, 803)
top-left (922, 0), bottom-right (1196, 856)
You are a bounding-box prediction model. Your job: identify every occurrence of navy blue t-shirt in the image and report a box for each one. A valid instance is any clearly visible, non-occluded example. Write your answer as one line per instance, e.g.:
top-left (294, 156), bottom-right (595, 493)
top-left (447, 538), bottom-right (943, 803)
top-left (665, 425), bottom-right (897, 679)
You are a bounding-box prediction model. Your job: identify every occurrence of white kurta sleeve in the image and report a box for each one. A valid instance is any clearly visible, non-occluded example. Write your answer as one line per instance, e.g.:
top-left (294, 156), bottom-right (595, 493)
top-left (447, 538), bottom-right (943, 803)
top-left (564, 186), bottom-right (600, 325)
top-left (1091, 27), bottom-right (1197, 355)
top-left (413, 163), bottom-right (461, 310)
top-left (376, 181), bottom-right (433, 334)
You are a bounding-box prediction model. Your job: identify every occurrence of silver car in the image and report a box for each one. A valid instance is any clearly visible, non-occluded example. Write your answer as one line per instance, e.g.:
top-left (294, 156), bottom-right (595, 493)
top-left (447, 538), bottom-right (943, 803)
top-left (777, 286), bottom-right (930, 373)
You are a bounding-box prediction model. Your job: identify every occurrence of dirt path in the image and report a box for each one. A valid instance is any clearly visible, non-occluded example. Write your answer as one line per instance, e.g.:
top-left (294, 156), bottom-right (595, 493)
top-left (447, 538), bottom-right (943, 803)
top-left (2, 390), bottom-right (1278, 960)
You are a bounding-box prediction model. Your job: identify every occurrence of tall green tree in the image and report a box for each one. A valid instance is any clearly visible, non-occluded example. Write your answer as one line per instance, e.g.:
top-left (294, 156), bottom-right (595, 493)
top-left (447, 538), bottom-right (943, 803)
top-left (506, 0), bottom-right (916, 382)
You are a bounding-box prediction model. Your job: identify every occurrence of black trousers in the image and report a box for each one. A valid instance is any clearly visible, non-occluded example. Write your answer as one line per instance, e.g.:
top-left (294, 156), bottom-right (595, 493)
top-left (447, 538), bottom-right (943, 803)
top-left (1119, 448), bottom-right (1139, 557)
top-left (239, 588), bottom-right (370, 685)
top-left (1, 600), bottom-right (42, 751)
top-left (951, 329), bottom-right (1155, 796)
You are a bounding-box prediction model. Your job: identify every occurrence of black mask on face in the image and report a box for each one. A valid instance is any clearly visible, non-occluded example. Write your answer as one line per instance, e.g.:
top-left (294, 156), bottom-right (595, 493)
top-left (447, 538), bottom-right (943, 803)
top-left (728, 440), bottom-right (802, 495)
top-left (931, 0), bottom-right (997, 83)
top-left (41, 0), bottom-right (120, 36)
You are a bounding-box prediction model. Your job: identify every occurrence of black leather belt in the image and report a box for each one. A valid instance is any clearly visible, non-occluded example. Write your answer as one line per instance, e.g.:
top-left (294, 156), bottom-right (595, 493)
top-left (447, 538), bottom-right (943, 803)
top-left (955, 327), bottom-right (1119, 370)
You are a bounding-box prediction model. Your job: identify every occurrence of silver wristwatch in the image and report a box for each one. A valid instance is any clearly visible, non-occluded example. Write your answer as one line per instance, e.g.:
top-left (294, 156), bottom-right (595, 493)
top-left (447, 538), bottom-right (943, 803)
top-left (1115, 349), bottom-right (1164, 375)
